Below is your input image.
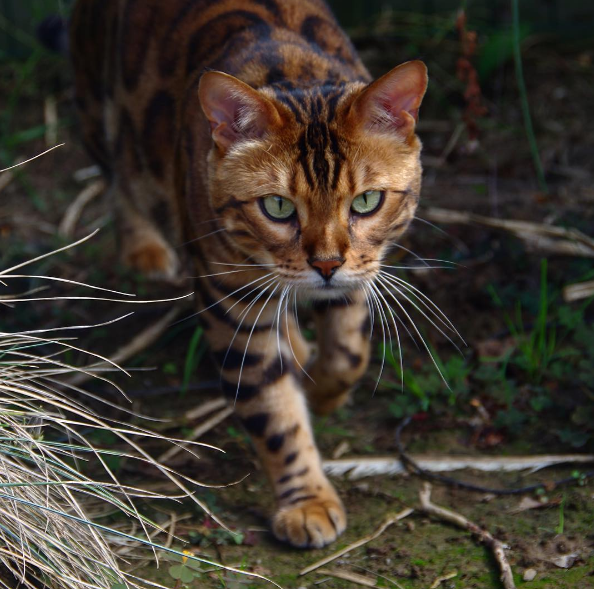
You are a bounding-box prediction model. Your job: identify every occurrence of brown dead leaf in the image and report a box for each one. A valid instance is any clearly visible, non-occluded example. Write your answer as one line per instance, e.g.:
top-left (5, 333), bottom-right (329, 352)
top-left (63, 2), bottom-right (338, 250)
top-left (509, 496), bottom-right (559, 514)
top-left (475, 336), bottom-right (516, 359)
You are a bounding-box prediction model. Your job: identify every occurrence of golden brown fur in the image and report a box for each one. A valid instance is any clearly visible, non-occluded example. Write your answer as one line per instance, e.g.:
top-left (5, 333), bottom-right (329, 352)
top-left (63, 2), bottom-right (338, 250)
top-left (71, 0), bottom-right (427, 548)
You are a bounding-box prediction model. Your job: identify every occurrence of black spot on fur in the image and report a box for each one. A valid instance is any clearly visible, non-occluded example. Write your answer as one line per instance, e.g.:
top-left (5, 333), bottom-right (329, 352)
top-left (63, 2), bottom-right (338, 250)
top-left (337, 343), bottom-right (363, 369)
top-left (279, 486), bottom-right (305, 500)
top-left (242, 413), bottom-right (269, 437)
top-left (221, 379), bottom-right (260, 402)
top-left (288, 494), bottom-right (317, 505)
top-left (266, 433), bottom-right (285, 452)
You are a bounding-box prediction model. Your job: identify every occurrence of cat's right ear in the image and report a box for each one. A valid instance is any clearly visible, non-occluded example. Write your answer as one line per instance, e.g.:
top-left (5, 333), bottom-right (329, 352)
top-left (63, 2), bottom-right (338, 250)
top-left (348, 61), bottom-right (428, 141)
top-left (199, 71), bottom-right (280, 152)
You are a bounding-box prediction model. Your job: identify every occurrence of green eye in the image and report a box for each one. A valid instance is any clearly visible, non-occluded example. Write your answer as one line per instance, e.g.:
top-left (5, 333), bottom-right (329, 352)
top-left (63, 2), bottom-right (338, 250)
top-left (261, 195), bottom-right (296, 221)
top-left (351, 190), bottom-right (383, 215)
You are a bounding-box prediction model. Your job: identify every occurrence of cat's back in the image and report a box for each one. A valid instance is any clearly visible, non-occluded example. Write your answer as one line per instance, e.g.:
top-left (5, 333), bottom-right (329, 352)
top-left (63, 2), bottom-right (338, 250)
top-left (71, 0), bottom-right (367, 96)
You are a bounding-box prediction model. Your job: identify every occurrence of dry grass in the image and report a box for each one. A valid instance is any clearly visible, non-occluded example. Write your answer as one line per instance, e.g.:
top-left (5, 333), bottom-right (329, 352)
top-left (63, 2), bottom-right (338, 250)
top-left (0, 235), bottom-right (273, 589)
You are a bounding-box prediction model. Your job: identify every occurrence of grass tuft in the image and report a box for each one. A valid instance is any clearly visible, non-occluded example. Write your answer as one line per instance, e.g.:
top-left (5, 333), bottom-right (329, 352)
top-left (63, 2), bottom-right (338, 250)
top-left (0, 237), bottom-right (273, 589)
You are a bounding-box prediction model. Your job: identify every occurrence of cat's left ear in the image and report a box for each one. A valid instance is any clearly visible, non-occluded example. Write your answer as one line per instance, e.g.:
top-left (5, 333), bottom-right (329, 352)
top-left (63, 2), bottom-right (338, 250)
top-left (199, 71), bottom-right (281, 152)
top-left (349, 60), bottom-right (428, 140)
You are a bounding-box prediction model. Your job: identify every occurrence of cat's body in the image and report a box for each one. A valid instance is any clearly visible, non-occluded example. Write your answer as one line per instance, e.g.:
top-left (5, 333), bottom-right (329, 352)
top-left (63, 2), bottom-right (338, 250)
top-left (71, 0), bottom-right (427, 548)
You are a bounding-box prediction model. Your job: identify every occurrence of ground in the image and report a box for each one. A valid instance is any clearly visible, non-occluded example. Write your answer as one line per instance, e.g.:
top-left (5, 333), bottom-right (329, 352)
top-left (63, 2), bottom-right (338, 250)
top-left (1, 7), bottom-right (593, 589)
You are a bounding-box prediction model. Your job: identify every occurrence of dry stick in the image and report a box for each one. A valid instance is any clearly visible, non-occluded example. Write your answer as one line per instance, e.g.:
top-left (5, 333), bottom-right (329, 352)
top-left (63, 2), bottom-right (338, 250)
top-left (316, 568), bottom-right (378, 587)
top-left (423, 207), bottom-right (594, 258)
top-left (563, 279), bottom-right (594, 303)
top-left (419, 483), bottom-right (516, 589)
top-left (157, 406), bottom-right (234, 463)
top-left (65, 304), bottom-right (185, 387)
top-left (58, 179), bottom-right (106, 238)
top-left (184, 397), bottom-right (227, 421)
top-left (395, 416), bottom-right (594, 495)
top-left (323, 453), bottom-right (594, 480)
top-left (299, 508), bottom-right (414, 577)
top-left (430, 571), bottom-right (458, 589)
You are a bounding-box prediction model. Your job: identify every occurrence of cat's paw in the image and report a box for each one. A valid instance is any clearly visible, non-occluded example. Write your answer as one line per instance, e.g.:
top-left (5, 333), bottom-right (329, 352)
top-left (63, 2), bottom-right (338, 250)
top-left (272, 495), bottom-right (346, 548)
top-left (122, 241), bottom-right (180, 282)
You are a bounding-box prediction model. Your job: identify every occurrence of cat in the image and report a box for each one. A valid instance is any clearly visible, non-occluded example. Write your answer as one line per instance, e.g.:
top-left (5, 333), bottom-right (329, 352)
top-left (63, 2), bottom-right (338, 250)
top-left (70, 0), bottom-right (427, 548)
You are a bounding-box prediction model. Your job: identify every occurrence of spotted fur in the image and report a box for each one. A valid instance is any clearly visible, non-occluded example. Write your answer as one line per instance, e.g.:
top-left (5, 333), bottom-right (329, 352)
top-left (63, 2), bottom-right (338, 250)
top-left (71, 0), bottom-right (428, 548)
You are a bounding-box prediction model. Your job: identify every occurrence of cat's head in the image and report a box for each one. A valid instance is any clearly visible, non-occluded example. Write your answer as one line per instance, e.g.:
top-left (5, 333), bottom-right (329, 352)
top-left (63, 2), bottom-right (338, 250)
top-left (198, 61), bottom-right (427, 299)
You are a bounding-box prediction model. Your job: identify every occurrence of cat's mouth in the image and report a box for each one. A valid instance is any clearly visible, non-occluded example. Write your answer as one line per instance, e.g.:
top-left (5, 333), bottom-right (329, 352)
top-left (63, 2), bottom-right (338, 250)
top-left (290, 274), bottom-right (370, 301)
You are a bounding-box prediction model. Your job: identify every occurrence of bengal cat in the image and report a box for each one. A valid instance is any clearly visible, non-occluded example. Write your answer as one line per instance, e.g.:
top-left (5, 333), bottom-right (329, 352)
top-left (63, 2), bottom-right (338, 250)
top-left (70, 0), bottom-right (428, 548)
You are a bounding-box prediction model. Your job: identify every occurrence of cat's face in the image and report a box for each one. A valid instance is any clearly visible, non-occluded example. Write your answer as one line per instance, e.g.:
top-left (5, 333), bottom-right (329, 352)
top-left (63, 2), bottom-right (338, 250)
top-left (199, 62), bottom-right (427, 299)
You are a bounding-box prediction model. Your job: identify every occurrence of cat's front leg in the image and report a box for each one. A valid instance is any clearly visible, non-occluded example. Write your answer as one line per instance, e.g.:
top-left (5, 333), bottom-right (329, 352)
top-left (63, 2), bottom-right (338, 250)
top-left (304, 291), bottom-right (371, 415)
top-left (205, 295), bottom-right (346, 548)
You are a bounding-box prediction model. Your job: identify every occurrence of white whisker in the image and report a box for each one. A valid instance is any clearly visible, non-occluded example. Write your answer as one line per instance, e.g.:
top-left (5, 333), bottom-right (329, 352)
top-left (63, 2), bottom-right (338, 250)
top-left (379, 273), bottom-right (464, 350)
top-left (375, 276), bottom-right (450, 388)
top-left (207, 261), bottom-right (275, 268)
top-left (275, 286), bottom-right (289, 373)
top-left (235, 283), bottom-right (280, 405)
top-left (197, 268), bottom-right (263, 278)
top-left (201, 272), bottom-right (274, 315)
top-left (368, 281), bottom-right (403, 391)
top-left (180, 227), bottom-right (226, 246)
top-left (380, 271), bottom-right (464, 342)
top-left (364, 281), bottom-right (389, 394)
top-left (222, 279), bottom-right (279, 375)
top-left (225, 275), bottom-right (278, 317)
top-left (360, 283), bottom-right (375, 340)
top-left (380, 264), bottom-right (456, 270)
top-left (284, 287), bottom-right (314, 383)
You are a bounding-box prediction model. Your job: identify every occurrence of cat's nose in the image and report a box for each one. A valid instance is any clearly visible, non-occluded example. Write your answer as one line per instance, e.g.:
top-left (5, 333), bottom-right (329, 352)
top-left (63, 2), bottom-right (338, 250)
top-left (308, 257), bottom-right (345, 280)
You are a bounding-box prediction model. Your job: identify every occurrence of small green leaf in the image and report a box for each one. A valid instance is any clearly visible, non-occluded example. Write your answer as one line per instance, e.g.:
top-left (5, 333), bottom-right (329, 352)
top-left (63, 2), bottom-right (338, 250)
top-left (168, 565), bottom-right (185, 580)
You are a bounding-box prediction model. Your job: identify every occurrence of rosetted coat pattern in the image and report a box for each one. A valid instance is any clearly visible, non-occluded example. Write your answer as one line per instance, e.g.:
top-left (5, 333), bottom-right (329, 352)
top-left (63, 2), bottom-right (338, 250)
top-left (71, 0), bottom-right (427, 548)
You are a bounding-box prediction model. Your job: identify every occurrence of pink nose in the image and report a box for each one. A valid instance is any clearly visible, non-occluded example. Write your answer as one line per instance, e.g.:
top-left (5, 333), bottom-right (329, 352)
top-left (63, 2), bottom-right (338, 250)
top-left (309, 258), bottom-right (344, 279)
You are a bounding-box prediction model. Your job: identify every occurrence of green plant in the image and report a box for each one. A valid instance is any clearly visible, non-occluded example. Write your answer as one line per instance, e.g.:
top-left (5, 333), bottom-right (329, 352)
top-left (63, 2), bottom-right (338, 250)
top-left (555, 494), bottom-right (566, 535)
top-left (168, 551), bottom-right (206, 586)
top-left (383, 344), bottom-right (471, 417)
top-left (181, 325), bottom-right (205, 396)
top-left (511, 0), bottom-right (548, 193)
top-left (488, 259), bottom-right (557, 384)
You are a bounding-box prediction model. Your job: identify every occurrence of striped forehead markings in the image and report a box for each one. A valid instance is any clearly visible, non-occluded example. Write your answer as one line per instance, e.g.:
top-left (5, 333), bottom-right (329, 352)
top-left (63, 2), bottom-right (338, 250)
top-left (285, 86), bottom-right (346, 193)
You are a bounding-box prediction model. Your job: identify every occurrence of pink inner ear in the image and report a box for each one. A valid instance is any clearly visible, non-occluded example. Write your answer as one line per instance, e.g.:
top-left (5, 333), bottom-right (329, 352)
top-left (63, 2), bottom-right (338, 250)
top-left (199, 72), bottom-right (276, 150)
top-left (358, 61), bottom-right (428, 136)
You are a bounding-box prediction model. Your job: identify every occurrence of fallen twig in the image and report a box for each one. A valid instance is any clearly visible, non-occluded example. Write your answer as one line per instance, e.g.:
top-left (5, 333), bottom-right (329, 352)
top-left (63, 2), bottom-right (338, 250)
top-left (65, 304), bottom-right (186, 387)
top-left (563, 279), bottom-right (594, 303)
top-left (419, 483), bottom-right (516, 589)
top-left (323, 453), bottom-right (594, 480)
top-left (299, 508), bottom-right (413, 577)
top-left (316, 568), bottom-right (377, 587)
top-left (394, 417), bottom-right (594, 495)
top-left (423, 207), bottom-right (594, 258)
top-left (59, 179), bottom-right (106, 237)
top-left (430, 571), bottom-right (458, 588)
top-left (184, 397), bottom-right (227, 421)
top-left (158, 406), bottom-right (233, 463)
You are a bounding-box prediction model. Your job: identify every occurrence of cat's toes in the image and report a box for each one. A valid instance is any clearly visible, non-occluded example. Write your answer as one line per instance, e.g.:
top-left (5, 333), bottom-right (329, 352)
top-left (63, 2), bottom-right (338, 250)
top-left (122, 241), bottom-right (180, 282)
top-left (272, 494), bottom-right (346, 548)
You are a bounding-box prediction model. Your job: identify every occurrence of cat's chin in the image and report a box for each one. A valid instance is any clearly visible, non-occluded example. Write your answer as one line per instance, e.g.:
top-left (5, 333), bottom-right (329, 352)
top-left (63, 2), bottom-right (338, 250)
top-left (299, 285), bottom-right (359, 302)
